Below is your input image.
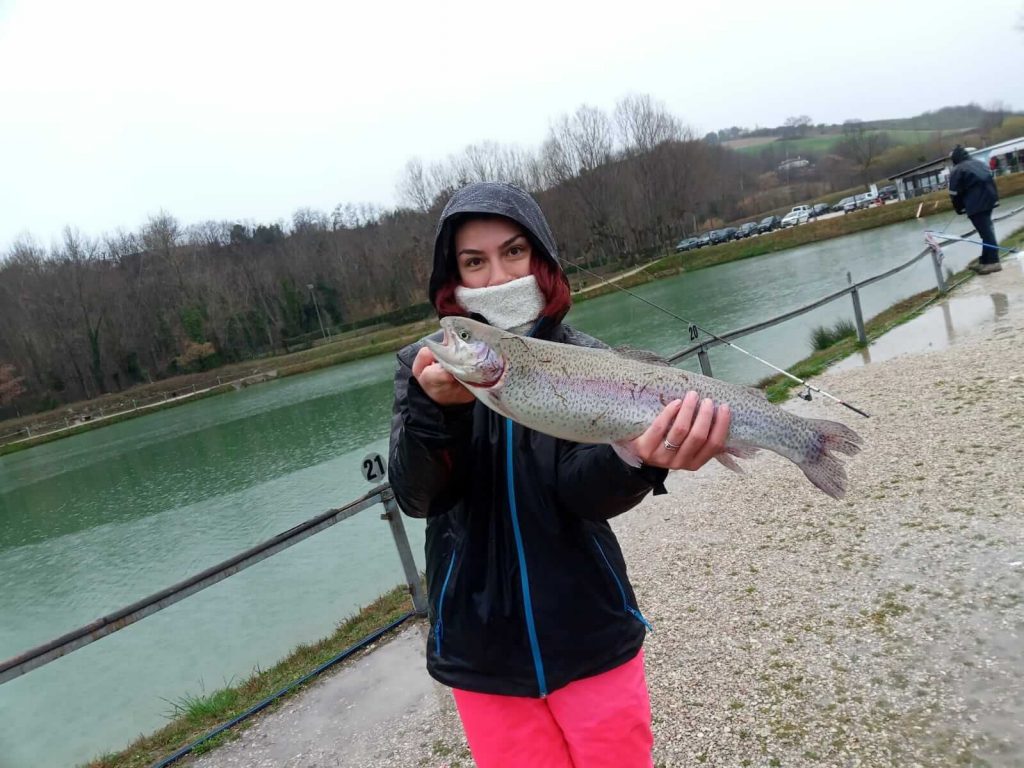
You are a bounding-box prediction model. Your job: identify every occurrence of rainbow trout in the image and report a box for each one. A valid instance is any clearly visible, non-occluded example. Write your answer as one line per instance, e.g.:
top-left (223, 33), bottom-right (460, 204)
top-left (425, 317), bottom-right (863, 499)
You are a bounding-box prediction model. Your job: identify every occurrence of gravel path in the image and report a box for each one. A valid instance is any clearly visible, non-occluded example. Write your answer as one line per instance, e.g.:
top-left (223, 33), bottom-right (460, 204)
top-left (193, 265), bottom-right (1024, 768)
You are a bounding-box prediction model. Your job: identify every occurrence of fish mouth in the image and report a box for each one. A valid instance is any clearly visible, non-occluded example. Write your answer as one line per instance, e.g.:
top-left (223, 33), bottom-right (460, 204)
top-left (423, 336), bottom-right (455, 369)
top-left (423, 331), bottom-right (505, 388)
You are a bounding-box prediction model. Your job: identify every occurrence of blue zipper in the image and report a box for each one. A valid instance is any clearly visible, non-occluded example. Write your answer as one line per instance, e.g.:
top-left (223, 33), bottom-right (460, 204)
top-left (434, 548), bottom-right (458, 656)
top-left (593, 536), bottom-right (653, 631)
top-left (506, 417), bottom-right (548, 696)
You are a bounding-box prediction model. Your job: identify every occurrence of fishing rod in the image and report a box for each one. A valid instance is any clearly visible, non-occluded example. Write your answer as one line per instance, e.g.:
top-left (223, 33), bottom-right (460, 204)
top-left (560, 256), bottom-right (871, 419)
top-left (923, 231), bottom-right (1021, 254)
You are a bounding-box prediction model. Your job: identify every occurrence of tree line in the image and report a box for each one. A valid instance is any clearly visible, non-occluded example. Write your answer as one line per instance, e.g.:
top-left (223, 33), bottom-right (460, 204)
top-left (0, 95), bottom-right (1015, 417)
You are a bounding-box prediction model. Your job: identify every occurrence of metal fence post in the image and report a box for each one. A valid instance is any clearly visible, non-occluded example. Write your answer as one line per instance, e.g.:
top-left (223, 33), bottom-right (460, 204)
top-left (380, 488), bottom-right (428, 615)
top-left (697, 344), bottom-right (713, 377)
top-left (847, 271), bottom-right (867, 345)
top-left (930, 247), bottom-right (947, 294)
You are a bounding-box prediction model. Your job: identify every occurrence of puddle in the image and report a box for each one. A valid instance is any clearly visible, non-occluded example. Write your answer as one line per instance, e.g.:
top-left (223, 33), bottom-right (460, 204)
top-left (833, 260), bottom-right (1024, 371)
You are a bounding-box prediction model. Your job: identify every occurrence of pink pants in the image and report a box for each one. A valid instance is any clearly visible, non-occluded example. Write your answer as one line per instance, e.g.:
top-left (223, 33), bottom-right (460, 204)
top-left (452, 650), bottom-right (653, 768)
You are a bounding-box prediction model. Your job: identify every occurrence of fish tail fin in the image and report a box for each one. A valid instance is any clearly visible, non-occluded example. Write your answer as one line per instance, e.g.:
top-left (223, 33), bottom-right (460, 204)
top-left (798, 419), bottom-right (864, 499)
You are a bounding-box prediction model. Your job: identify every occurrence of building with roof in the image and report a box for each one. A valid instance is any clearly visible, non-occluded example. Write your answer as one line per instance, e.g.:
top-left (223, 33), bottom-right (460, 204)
top-left (887, 136), bottom-right (1024, 201)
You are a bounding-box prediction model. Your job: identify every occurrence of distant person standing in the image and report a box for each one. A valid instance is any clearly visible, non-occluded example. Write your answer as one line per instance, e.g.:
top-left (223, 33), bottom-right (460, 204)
top-left (948, 145), bottom-right (1001, 274)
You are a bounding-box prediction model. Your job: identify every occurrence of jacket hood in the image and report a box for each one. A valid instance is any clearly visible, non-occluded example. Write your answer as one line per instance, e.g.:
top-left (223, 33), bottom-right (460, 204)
top-left (950, 145), bottom-right (971, 165)
top-left (428, 182), bottom-right (562, 306)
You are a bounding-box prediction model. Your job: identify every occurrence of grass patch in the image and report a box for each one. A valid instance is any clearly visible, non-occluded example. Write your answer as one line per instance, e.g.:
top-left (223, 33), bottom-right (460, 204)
top-left (164, 687), bottom-right (241, 725)
top-left (83, 586), bottom-right (416, 768)
top-left (810, 319), bottom-right (857, 351)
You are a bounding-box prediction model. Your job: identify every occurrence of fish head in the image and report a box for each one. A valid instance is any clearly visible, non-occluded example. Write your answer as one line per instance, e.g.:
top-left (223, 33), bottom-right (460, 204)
top-left (424, 317), bottom-right (507, 387)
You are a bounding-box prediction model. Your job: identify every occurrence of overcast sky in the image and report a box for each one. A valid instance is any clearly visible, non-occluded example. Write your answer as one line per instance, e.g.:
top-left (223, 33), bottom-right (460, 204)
top-left (1, 0), bottom-right (1022, 252)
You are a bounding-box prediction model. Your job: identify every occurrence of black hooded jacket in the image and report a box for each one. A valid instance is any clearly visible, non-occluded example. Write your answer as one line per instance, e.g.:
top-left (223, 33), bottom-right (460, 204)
top-left (388, 182), bottom-right (667, 697)
top-left (948, 151), bottom-right (999, 217)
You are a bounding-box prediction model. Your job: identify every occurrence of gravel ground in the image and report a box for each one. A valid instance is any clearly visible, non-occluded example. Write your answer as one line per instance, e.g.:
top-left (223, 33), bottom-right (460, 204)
top-left (193, 267), bottom-right (1024, 768)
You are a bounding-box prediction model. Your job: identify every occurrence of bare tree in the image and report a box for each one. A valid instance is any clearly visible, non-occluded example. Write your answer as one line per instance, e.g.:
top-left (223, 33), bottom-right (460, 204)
top-left (614, 93), bottom-right (683, 155)
top-left (783, 115), bottom-right (813, 138)
top-left (836, 121), bottom-right (891, 182)
top-left (396, 157), bottom-right (435, 212)
top-left (291, 207), bottom-right (329, 235)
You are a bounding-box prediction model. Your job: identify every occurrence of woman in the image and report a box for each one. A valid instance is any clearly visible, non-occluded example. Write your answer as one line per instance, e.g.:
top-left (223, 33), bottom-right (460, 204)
top-left (388, 182), bottom-right (730, 767)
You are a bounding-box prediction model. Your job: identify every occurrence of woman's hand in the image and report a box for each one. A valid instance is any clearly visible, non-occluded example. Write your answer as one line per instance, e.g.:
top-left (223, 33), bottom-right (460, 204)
top-left (412, 346), bottom-right (476, 406)
top-left (627, 392), bottom-right (731, 471)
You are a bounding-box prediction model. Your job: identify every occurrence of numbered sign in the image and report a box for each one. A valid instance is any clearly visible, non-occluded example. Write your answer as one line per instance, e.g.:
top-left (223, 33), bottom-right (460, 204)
top-left (361, 452), bottom-right (387, 482)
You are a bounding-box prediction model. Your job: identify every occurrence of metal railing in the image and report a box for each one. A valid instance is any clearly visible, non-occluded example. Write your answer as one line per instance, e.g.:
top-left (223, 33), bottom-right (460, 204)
top-left (668, 207), bottom-right (1022, 376)
top-left (0, 483), bottom-right (426, 686)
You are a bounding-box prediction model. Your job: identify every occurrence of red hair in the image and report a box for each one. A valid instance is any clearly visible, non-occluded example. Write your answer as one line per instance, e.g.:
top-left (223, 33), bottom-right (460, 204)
top-left (434, 253), bottom-right (571, 322)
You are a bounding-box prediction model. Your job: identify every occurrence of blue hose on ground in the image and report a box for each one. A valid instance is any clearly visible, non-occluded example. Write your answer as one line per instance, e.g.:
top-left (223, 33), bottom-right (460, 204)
top-left (151, 611), bottom-right (415, 768)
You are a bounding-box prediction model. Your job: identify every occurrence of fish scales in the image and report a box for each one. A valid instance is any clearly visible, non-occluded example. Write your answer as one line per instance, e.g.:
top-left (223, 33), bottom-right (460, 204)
top-left (425, 317), bottom-right (863, 499)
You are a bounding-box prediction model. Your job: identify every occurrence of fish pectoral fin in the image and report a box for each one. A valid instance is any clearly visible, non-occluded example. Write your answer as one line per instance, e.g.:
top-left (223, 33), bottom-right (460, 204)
top-left (724, 444), bottom-right (760, 460)
top-left (611, 442), bottom-right (643, 468)
top-left (715, 453), bottom-right (745, 473)
top-left (715, 444), bottom-right (761, 474)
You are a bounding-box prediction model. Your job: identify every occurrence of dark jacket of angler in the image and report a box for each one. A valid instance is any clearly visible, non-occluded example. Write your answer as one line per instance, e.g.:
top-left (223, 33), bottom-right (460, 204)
top-left (427, 317), bottom-right (864, 500)
top-left (388, 182), bottom-right (668, 697)
top-left (949, 147), bottom-right (999, 216)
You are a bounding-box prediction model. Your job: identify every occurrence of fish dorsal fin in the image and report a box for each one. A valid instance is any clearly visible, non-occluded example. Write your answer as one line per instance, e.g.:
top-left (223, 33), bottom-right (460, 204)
top-left (612, 345), bottom-right (672, 367)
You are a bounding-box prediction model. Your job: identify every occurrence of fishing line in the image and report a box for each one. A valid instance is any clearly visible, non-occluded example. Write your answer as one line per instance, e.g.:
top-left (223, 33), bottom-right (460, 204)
top-left (560, 256), bottom-right (871, 418)
top-left (923, 231), bottom-right (1021, 254)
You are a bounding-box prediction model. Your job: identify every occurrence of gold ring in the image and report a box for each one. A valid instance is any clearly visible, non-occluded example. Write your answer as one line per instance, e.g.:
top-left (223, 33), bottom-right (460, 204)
top-left (664, 439), bottom-right (680, 451)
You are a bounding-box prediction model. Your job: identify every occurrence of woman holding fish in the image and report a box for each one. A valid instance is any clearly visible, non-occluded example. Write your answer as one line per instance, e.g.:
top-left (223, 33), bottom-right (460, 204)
top-left (388, 181), bottom-right (732, 768)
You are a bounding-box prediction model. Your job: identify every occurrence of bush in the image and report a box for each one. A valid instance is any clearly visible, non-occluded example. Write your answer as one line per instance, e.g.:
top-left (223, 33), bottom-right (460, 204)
top-left (810, 318), bottom-right (857, 350)
top-left (174, 341), bottom-right (219, 373)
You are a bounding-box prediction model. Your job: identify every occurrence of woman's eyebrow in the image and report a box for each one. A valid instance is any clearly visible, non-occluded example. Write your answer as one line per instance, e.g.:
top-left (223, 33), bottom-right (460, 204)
top-left (501, 234), bottom-right (526, 249)
top-left (457, 234), bottom-right (526, 258)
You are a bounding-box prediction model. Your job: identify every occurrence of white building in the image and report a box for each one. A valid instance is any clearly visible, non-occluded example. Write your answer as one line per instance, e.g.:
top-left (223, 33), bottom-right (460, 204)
top-left (967, 135), bottom-right (1024, 175)
top-left (887, 135), bottom-right (1024, 201)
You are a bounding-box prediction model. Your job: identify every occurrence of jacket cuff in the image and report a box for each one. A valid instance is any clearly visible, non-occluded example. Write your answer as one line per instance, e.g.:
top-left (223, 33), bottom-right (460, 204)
top-left (636, 464), bottom-right (669, 495)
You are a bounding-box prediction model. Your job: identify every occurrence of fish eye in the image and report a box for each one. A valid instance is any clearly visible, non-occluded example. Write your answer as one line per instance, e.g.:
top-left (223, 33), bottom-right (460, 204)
top-left (458, 330), bottom-right (471, 341)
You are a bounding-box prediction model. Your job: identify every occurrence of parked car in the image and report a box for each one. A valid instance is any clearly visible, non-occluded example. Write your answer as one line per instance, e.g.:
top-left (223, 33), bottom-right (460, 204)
top-left (696, 232), bottom-right (712, 248)
top-left (879, 184), bottom-right (898, 201)
top-left (781, 205), bottom-right (812, 227)
top-left (709, 228), bottom-right (729, 244)
top-left (810, 203), bottom-right (830, 218)
top-left (757, 215), bottom-right (782, 233)
top-left (736, 221), bottom-right (759, 238)
top-left (721, 226), bottom-right (738, 241)
top-left (674, 237), bottom-right (700, 252)
top-left (833, 196), bottom-right (856, 213)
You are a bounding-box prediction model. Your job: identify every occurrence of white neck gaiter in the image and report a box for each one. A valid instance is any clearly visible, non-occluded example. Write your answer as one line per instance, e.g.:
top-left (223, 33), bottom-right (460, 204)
top-left (455, 275), bottom-right (546, 331)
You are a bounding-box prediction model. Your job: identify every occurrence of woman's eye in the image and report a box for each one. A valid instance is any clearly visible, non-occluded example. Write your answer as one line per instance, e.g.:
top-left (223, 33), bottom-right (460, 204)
top-left (509, 246), bottom-right (525, 257)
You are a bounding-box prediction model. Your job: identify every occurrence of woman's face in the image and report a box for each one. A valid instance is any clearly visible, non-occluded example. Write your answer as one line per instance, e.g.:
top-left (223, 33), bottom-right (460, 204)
top-left (454, 217), bottom-right (533, 289)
